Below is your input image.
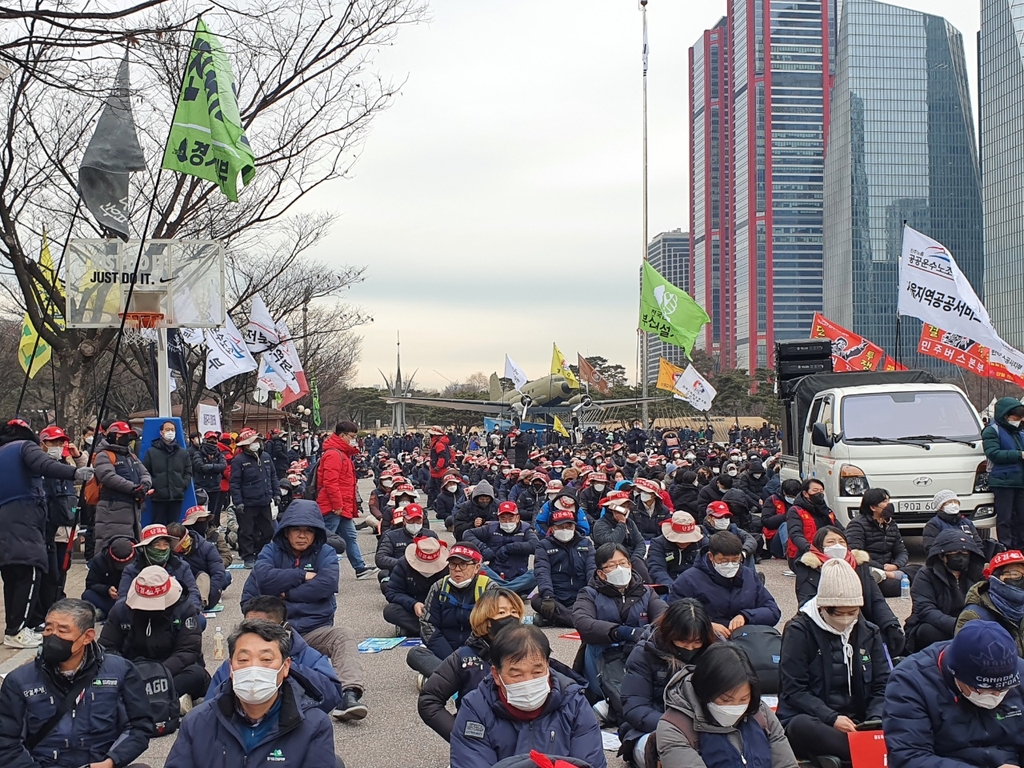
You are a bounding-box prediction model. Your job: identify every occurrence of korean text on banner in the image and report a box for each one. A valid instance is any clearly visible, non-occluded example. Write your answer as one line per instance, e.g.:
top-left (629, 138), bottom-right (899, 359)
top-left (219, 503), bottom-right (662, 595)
top-left (655, 358), bottom-right (686, 394)
top-left (675, 364), bottom-right (717, 412)
top-left (504, 355), bottom-right (528, 391)
top-left (639, 260), bottom-right (709, 355)
top-left (810, 312), bottom-right (884, 372)
top-left (918, 325), bottom-right (988, 376)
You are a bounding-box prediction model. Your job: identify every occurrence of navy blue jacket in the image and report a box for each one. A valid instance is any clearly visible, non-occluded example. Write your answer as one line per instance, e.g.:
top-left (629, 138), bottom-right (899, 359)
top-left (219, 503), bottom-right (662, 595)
top-left (207, 629), bottom-right (343, 713)
top-left (165, 677), bottom-right (335, 768)
top-left (179, 530), bottom-right (228, 606)
top-left (230, 448), bottom-right (279, 507)
top-left (668, 554), bottom-right (781, 627)
top-left (620, 628), bottom-right (689, 746)
top-left (241, 501), bottom-right (339, 635)
top-left (534, 531), bottom-right (596, 605)
top-left (647, 535), bottom-right (705, 588)
top-left (191, 442), bottom-right (227, 493)
top-left (450, 674), bottom-right (607, 768)
top-left (0, 644), bottom-right (154, 768)
top-left (464, 521), bottom-right (540, 578)
top-left (883, 641), bottom-right (1024, 768)
top-left (84, 536), bottom-right (136, 600)
top-left (375, 526), bottom-right (438, 572)
top-left (385, 556), bottom-right (446, 612)
top-left (118, 551), bottom-right (203, 614)
top-left (421, 574), bottom-right (492, 659)
top-left (573, 573), bottom-right (667, 649)
top-left (99, 592), bottom-right (204, 676)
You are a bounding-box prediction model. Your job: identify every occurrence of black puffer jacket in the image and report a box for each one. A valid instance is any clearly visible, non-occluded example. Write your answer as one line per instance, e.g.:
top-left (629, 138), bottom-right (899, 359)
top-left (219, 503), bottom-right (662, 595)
top-left (734, 461), bottom-right (769, 507)
top-left (591, 512), bottom-right (646, 563)
top-left (191, 441), bottom-right (227, 493)
top-left (99, 591), bottom-right (204, 675)
top-left (844, 512), bottom-right (909, 570)
top-left (142, 438), bottom-right (193, 502)
top-left (668, 482), bottom-right (700, 516)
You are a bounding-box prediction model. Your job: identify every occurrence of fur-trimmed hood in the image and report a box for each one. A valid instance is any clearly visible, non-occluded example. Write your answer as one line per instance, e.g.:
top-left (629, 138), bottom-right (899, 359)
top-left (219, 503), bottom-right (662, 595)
top-left (800, 547), bottom-right (869, 570)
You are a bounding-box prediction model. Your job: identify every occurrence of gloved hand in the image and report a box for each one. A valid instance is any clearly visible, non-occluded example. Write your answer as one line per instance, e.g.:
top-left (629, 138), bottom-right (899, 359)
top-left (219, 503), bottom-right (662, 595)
top-left (540, 598), bottom-right (557, 620)
top-left (885, 625), bottom-right (906, 657)
top-left (616, 625), bottom-right (641, 643)
top-left (132, 484), bottom-right (147, 503)
top-left (235, 504), bottom-right (244, 514)
top-left (74, 466), bottom-right (95, 483)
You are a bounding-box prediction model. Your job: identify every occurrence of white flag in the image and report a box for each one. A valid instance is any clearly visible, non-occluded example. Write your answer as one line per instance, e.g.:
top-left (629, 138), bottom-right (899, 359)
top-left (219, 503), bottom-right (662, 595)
top-left (197, 403), bottom-right (222, 434)
top-left (642, 14), bottom-right (648, 76)
top-left (898, 226), bottom-right (1001, 349)
top-left (205, 315), bottom-right (258, 388)
top-left (179, 327), bottom-right (205, 347)
top-left (673, 364), bottom-right (717, 412)
top-left (257, 354), bottom-right (292, 392)
top-left (245, 294), bottom-right (279, 354)
top-left (504, 354), bottom-right (528, 391)
top-left (276, 321), bottom-right (304, 378)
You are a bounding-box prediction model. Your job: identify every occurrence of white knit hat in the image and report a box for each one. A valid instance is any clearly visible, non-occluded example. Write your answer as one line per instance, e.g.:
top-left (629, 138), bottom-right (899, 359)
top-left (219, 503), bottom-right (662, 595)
top-left (816, 558), bottom-right (864, 607)
top-left (932, 489), bottom-right (959, 511)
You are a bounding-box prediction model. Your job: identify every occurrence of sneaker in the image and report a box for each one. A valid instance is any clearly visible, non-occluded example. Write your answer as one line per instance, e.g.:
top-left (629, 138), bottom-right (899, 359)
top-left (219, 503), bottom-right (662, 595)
top-left (355, 566), bottom-right (380, 580)
top-left (592, 699), bottom-right (610, 724)
top-left (243, 557), bottom-right (256, 569)
top-left (416, 674), bottom-right (425, 692)
top-left (782, 569), bottom-right (795, 577)
top-left (4, 628), bottom-right (42, 649)
top-left (179, 693), bottom-right (193, 715)
top-left (331, 689), bottom-right (368, 722)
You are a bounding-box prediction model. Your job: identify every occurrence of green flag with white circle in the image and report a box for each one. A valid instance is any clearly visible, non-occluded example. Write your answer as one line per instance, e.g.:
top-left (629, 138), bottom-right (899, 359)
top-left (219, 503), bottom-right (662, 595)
top-left (639, 260), bottom-right (710, 355)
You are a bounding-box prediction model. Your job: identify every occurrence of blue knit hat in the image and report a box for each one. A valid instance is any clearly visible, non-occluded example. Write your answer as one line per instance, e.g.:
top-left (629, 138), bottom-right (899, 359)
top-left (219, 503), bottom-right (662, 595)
top-left (948, 621), bottom-right (1021, 689)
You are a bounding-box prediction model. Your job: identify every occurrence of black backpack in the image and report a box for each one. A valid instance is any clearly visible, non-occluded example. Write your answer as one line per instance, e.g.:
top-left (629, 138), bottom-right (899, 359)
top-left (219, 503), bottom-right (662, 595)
top-left (305, 448), bottom-right (342, 498)
top-left (132, 658), bottom-right (180, 736)
top-left (727, 625), bottom-right (783, 694)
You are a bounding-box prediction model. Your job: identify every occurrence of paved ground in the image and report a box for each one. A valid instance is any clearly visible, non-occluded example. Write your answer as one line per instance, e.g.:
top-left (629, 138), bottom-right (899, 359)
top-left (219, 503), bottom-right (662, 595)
top-left (0, 478), bottom-right (922, 768)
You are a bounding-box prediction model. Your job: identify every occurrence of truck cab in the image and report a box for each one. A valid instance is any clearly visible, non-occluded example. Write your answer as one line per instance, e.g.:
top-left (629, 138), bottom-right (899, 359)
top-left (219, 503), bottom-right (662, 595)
top-left (781, 372), bottom-right (995, 532)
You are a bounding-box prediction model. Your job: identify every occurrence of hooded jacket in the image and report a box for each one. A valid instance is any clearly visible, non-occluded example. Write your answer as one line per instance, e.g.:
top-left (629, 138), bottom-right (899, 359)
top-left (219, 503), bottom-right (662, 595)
top-left (983, 397), bottom-right (1024, 488)
top-left (450, 673), bottom-right (606, 768)
top-left (464, 520), bottom-right (540, 578)
top-left (905, 530), bottom-right (985, 652)
top-left (669, 482), bottom-right (701, 517)
top-left (573, 571), bottom-right (667, 648)
top-left (535, 492), bottom-right (592, 536)
top-left (955, 580), bottom-right (1024, 657)
top-left (657, 669), bottom-right (796, 768)
top-left (191, 441), bottom-right (227, 493)
top-left (734, 461), bottom-right (769, 509)
top-left (241, 501), bottom-right (339, 635)
top-left (164, 677), bottom-right (335, 768)
top-left (534, 530), bottom-right (596, 605)
top-left (118, 550), bottom-right (203, 615)
top-left (882, 641), bottom-right (1024, 768)
top-left (668, 555), bottom-right (781, 627)
top-left (453, 480), bottom-right (500, 541)
top-left (142, 437), bottom-right (193, 502)
top-left (314, 433), bottom-right (359, 517)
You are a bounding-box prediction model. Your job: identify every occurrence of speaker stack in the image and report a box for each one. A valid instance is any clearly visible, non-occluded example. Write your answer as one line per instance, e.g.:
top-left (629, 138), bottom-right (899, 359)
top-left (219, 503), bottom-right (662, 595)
top-left (776, 340), bottom-right (833, 398)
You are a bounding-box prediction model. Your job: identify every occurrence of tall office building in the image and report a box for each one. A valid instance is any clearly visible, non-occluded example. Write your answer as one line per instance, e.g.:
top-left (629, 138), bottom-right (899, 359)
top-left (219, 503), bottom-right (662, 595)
top-left (823, 0), bottom-right (983, 357)
top-left (645, 230), bottom-right (692, 385)
top-left (690, 2), bottom-right (831, 373)
top-left (981, 0), bottom-right (1024, 349)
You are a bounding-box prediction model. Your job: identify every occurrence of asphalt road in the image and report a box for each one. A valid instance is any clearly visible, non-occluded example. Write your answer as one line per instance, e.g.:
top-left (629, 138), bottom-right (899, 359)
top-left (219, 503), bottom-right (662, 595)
top-left (0, 478), bottom-right (920, 768)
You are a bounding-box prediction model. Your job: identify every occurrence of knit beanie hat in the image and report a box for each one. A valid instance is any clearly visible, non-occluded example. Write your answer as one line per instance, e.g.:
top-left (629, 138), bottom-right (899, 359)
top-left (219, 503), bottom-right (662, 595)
top-left (932, 489), bottom-right (959, 511)
top-left (947, 621), bottom-right (1021, 689)
top-left (816, 558), bottom-right (864, 607)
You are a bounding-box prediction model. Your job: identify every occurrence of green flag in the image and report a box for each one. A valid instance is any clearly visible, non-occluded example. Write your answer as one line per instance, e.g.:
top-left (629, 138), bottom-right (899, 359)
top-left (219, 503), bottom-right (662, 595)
top-left (639, 260), bottom-right (710, 355)
top-left (163, 19), bottom-right (255, 201)
top-left (311, 376), bottom-right (321, 427)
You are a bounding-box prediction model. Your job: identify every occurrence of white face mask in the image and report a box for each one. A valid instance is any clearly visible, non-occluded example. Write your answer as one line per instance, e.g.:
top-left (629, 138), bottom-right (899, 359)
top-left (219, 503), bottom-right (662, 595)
top-left (712, 517), bottom-right (731, 530)
top-left (502, 469), bottom-right (510, 476)
top-left (784, 496), bottom-right (797, 505)
top-left (250, 441), bottom-right (262, 453)
top-left (232, 663), bottom-right (283, 705)
top-left (84, 435), bottom-right (94, 445)
top-left (727, 469), bottom-right (738, 477)
top-left (405, 523), bottom-right (422, 536)
top-left (47, 446), bottom-right (63, 459)
top-left (605, 565), bottom-right (632, 587)
top-left (961, 686), bottom-right (1009, 710)
top-left (450, 576), bottom-right (475, 589)
top-left (383, 479), bottom-right (394, 488)
top-left (397, 500), bottom-right (411, 509)
top-left (593, 484), bottom-right (605, 492)
top-left (707, 702), bottom-right (748, 728)
top-left (348, 437), bottom-right (358, 447)
top-left (500, 522), bottom-right (519, 533)
top-left (1009, 419), bottom-right (1023, 428)
top-left (823, 544), bottom-right (848, 561)
top-left (546, 492), bottom-right (558, 500)
top-left (446, 484), bottom-right (457, 493)
top-left (714, 561), bottom-right (741, 579)
top-left (553, 528), bottom-right (575, 543)
top-left (822, 611), bottom-right (859, 633)
top-left (162, 430), bottom-right (176, 442)
top-left (640, 492), bottom-right (654, 503)
top-left (943, 503), bottom-right (961, 515)
top-left (501, 673), bottom-right (551, 711)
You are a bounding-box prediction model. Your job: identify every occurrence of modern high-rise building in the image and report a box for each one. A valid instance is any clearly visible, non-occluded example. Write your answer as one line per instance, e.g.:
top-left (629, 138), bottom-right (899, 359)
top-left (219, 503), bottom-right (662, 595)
top-left (822, 0), bottom-right (984, 357)
top-left (645, 230), bottom-right (692, 386)
top-left (690, 2), bottom-right (832, 373)
top-left (981, 0), bottom-right (1024, 349)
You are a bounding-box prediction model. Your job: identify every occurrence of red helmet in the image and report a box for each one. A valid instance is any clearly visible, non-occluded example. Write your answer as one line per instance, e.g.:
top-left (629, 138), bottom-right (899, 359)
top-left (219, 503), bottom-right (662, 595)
top-left (39, 426), bottom-right (69, 442)
top-left (105, 421), bottom-right (137, 438)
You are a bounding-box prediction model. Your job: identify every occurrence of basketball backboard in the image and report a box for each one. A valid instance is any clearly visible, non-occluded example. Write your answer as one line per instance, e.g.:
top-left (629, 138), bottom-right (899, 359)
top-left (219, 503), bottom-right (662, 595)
top-left (64, 239), bottom-right (225, 328)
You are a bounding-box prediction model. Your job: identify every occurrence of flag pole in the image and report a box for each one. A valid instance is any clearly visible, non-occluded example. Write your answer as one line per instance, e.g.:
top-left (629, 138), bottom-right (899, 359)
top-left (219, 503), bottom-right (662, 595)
top-left (640, 0), bottom-right (650, 428)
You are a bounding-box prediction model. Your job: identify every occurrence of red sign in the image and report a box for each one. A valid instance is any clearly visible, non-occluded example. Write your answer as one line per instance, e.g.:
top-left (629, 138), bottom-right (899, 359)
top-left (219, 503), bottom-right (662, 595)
top-left (918, 324), bottom-right (988, 376)
top-left (810, 313), bottom-right (885, 372)
top-left (849, 730), bottom-right (887, 768)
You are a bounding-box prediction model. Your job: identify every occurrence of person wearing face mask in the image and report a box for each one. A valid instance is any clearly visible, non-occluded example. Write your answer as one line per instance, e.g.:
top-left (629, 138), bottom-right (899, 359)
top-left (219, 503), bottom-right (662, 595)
top-left (435, 472), bottom-right (465, 529)
top-left (231, 428), bottom-right (281, 570)
top-left (165, 619), bottom-right (339, 768)
top-left (669, 532), bottom-right (779, 638)
top-left (922, 488), bottom-right (986, 552)
top-left (984, 398), bottom-right (1024, 550)
top-left (167, 516), bottom-right (227, 610)
top-left (700, 502), bottom-right (759, 567)
top-left (884, 620), bottom-right (1024, 768)
top-left (387, 536), bottom-right (450, 640)
top-left (82, 535), bottom-right (136, 621)
top-left (453, 480), bottom-right (500, 541)
top-left (450, 625), bottom-right (606, 768)
top-left (592, 492), bottom-right (651, 582)
top-left (649, 511), bottom-right (709, 589)
top-left (117, 524), bottom-right (203, 615)
top-left (794, 526), bottom-right (904, 656)
top-left (697, 474), bottom-right (732, 523)
top-left (141, 420), bottom-right (193, 526)
top-left (427, 426), bottom-right (454, 510)
top-left (579, 471), bottom-right (611, 523)
top-left (36, 426), bottom-right (77, 614)
top-left (573, 543), bottom-right (667, 705)
top-left (0, 599), bottom-right (155, 768)
top-left (191, 430), bottom-right (227, 526)
top-left (535, 486), bottom-right (592, 536)
top-left (100, 566), bottom-right (209, 714)
top-left (669, 470), bottom-right (702, 517)
top-left (777, 559), bottom-right (888, 766)
top-left (956, 550), bottom-right (1024, 656)
top-left (632, 477), bottom-right (672, 539)
top-left (380, 482), bottom-right (421, 534)
top-left (735, 459), bottom-right (769, 509)
top-left (845, 488), bottom-right (912, 598)
top-left (532, 509), bottom-right (596, 627)
top-left (464, 501), bottom-right (540, 597)
top-left (620, 599), bottom-right (719, 766)
top-left (903, 530), bottom-right (985, 653)
top-left (514, 472), bottom-right (547, 524)
top-left (761, 478), bottom-right (802, 561)
top-left (375, 503), bottom-right (438, 593)
top-left (785, 478), bottom-right (841, 563)
top-left (93, 421), bottom-right (151, 555)
top-left (368, 467), bottom-right (398, 521)
top-left (657, 643), bottom-right (796, 768)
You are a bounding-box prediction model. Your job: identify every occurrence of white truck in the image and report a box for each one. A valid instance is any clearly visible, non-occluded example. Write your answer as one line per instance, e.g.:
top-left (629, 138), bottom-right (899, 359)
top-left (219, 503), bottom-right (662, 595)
top-left (779, 370), bottom-right (995, 532)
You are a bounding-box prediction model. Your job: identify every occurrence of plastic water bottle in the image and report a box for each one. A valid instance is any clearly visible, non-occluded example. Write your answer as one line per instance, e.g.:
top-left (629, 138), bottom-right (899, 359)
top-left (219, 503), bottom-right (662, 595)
top-left (213, 626), bottom-right (226, 660)
top-left (900, 574), bottom-right (911, 600)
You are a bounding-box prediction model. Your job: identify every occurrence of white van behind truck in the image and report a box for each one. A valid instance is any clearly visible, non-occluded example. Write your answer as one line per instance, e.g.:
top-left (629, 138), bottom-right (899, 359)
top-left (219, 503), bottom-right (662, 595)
top-left (779, 370), bottom-right (995, 532)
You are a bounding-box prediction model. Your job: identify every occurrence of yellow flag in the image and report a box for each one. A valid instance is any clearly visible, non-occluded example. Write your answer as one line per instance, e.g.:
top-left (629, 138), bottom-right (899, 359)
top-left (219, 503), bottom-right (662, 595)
top-left (656, 357), bottom-right (686, 394)
top-left (18, 234), bottom-right (64, 378)
top-left (553, 415), bottom-right (570, 438)
top-left (551, 343), bottom-right (580, 388)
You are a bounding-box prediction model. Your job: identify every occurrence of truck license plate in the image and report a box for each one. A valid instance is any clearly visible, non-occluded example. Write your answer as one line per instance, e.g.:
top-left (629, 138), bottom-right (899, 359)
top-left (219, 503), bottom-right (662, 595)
top-left (896, 500), bottom-right (928, 513)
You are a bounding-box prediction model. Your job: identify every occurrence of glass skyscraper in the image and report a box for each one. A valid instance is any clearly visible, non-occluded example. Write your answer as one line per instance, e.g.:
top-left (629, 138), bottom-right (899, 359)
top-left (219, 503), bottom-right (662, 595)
top-left (645, 230), bottom-right (692, 385)
top-left (822, 0), bottom-right (983, 359)
top-left (981, 0), bottom-right (1024, 349)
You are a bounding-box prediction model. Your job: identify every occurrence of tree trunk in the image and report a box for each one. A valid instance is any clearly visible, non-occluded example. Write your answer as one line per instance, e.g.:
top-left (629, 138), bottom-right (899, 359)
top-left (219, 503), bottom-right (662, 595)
top-left (58, 350), bottom-right (98, 435)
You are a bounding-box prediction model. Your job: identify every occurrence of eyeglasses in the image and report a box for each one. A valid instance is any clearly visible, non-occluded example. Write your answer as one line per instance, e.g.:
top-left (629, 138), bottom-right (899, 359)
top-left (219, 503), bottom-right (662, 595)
top-left (449, 561), bottom-right (477, 572)
top-left (600, 561), bottom-right (630, 573)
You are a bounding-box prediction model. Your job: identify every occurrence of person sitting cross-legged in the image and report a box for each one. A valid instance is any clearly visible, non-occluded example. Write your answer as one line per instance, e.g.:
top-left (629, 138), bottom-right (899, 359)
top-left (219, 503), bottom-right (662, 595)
top-left (374, 502), bottom-right (437, 595)
top-left (385, 536), bottom-right (449, 639)
top-left (531, 507), bottom-right (596, 628)
top-left (165, 620), bottom-right (340, 768)
top-left (464, 500), bottom-right (540, 597)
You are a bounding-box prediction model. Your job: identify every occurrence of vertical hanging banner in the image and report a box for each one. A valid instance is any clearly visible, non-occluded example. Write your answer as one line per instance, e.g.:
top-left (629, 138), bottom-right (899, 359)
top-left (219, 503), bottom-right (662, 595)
top-left (205, 315), bottom-right (257, 388)
top-left (809, 313), bottom-right (885, 372)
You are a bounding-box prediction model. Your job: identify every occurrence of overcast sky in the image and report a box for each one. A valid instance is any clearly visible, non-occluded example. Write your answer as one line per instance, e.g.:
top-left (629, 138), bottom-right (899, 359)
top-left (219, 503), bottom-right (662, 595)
top-left (302, 0), bottom-right (981, 392)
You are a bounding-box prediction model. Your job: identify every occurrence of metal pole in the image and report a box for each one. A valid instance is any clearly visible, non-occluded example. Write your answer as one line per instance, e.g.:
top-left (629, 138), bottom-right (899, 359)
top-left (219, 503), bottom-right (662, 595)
top-left (640, 0), bottom-right (650, 428)
top-left (156, 326), bottom-right (172, 417)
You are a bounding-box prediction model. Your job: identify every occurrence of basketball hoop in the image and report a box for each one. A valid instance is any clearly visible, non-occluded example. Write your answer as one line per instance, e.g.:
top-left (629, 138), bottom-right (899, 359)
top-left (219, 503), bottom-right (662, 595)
top-left (118, 312), bottom-right (165, 330)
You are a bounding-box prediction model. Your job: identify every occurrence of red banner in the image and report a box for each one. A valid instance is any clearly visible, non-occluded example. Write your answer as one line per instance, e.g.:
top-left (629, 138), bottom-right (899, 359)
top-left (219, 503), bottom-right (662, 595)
top-left (880, 356), bottom-right (907, 372)
top-left (810, 313), bottom-right (885, 372)
top-left (918, 325), bottom-right (988, 375)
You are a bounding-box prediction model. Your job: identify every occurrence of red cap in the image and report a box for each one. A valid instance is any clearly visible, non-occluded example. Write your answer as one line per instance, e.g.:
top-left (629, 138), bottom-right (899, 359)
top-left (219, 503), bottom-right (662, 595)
top-left (106, 421), bottom-right (138, 438)
top-left (7, 418), bottom-right (30, 429)
top-left (985, 550), bottom-right (1024, 579)
top-left (203, 430), bottom-right (219, 439)
top-left (402, 503), bottom-right (425, 520)
top-left (551, 508), bottom-right (576, 523)
top-left (498, 501), bottom-right (519, 516)
top-left (39, 426), bottom-right (69, 442)
top-left (448, 544), bottom-right (482, 563)
top-left (706, 501), bottom-right (732, 518)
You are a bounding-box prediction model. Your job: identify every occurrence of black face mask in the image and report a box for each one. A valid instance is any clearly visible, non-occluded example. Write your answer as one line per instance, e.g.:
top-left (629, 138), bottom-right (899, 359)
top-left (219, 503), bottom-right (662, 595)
top-left (489, 616), bottom-right (519, 638)
top-left (117, 435), bottom-right (134, 447)
top-left (880, 504), bottom-right (894, 522)
top-left (944, 554), bottom-right (970, 572)
top-left (192, 521), bottom-right (209, 537)
top-left (673, 646), bottom-right (703, 664)
top-left (41, 634), bottom-right (76, 665)
top-left (808, 492), bottom-right (826, 506)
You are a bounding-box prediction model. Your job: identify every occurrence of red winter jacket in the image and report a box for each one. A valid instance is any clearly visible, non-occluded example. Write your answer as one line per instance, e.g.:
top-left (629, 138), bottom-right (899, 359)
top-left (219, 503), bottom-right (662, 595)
top-left (218, 442), bottom-right (235, 493)
top-left (316, 433), bottom-right (359, 518)
top-left (429, 435), bottom-right (453, 479)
